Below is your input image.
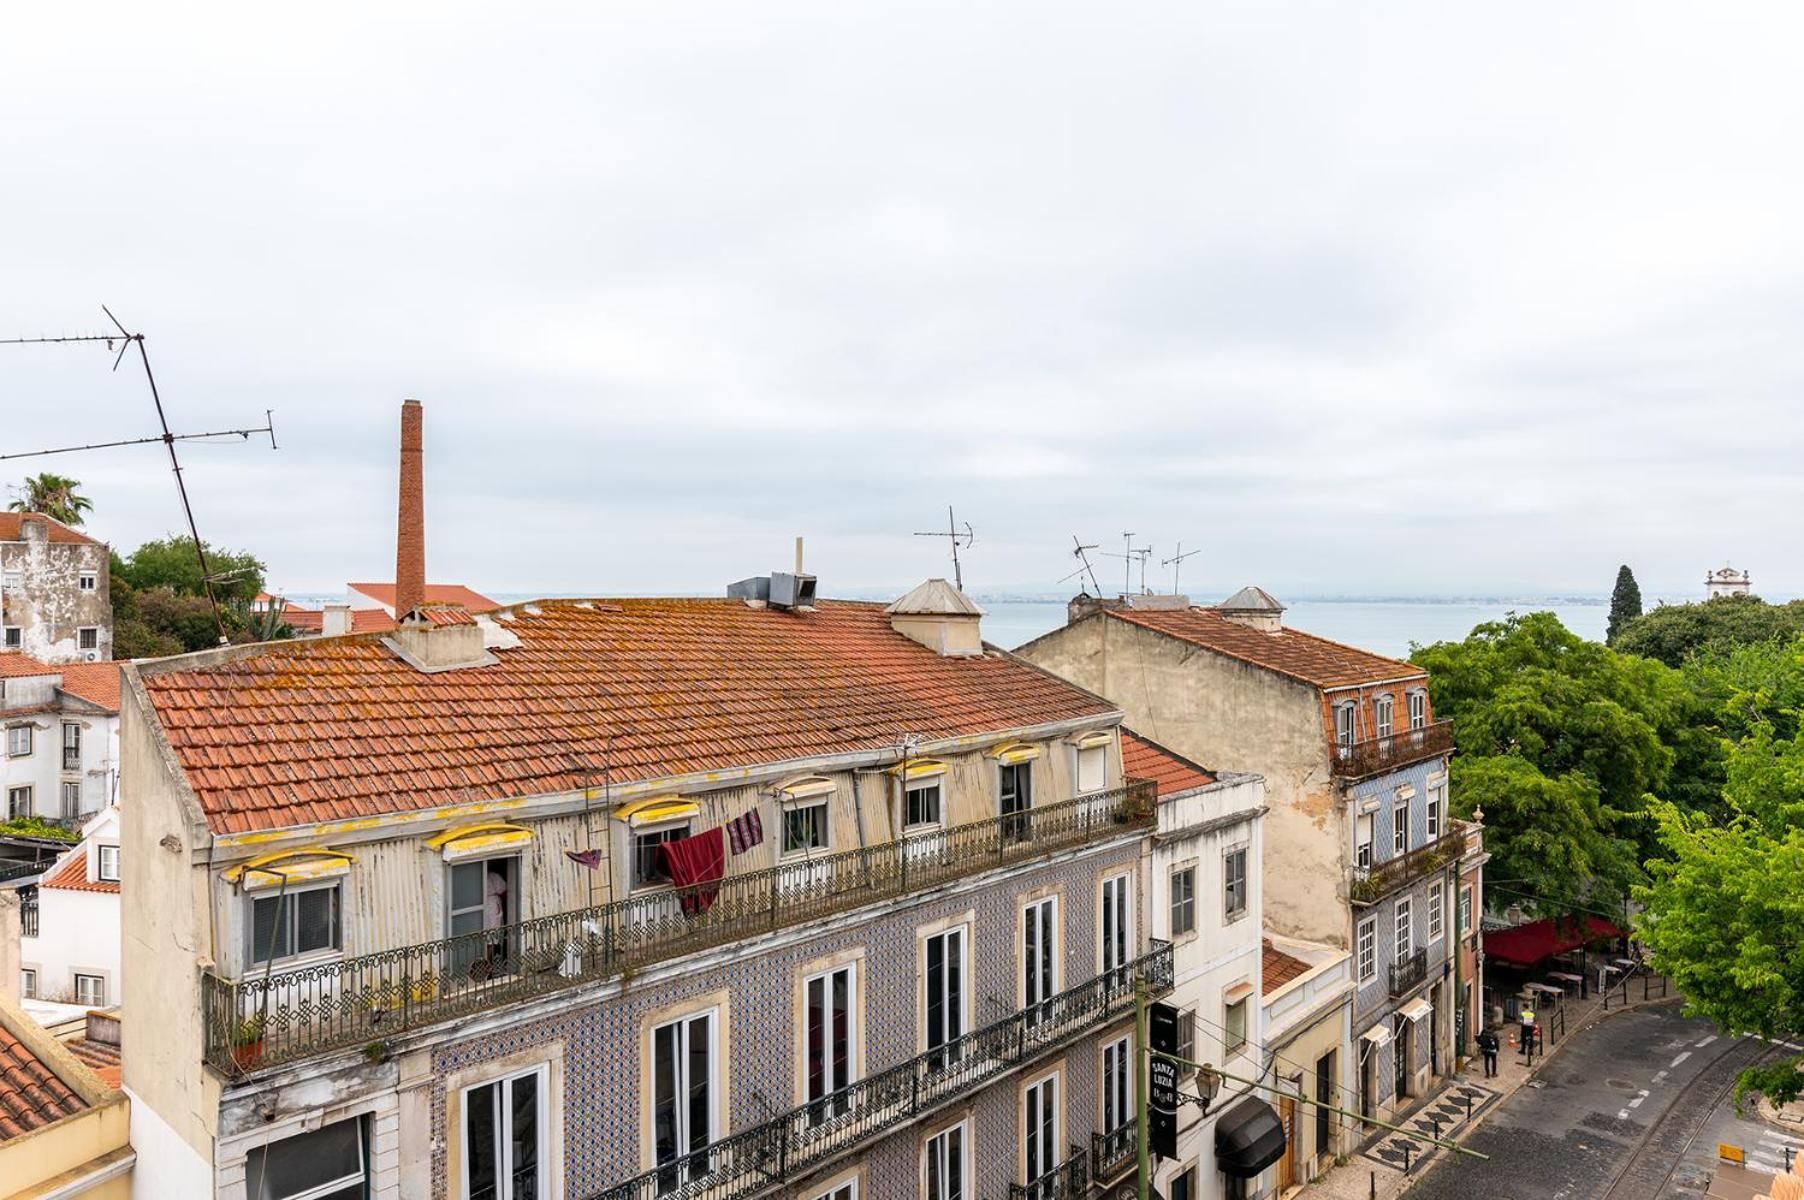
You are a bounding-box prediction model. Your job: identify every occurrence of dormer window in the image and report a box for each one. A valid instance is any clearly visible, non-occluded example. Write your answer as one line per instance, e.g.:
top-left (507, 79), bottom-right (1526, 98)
top-left (1407, 690), bottom-right (1427, 731)
top-left (905, 778), bottom-right (943, 829)
top-left (1333, 703), bottom-right (1356, 749)
top-left (97, 844), bottom-right (120, 882)
top-left (1373, 695), bottom-right (1394, 739)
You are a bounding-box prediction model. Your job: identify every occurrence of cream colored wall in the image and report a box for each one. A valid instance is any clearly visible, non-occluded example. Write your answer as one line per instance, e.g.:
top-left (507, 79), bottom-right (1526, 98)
top-left (1266, 999), bottom-right (1350, 1169)
top-left (1022, 617), bottom-right (1349, 946)
top-left (0, 1099), bottom-right (131, 1197)
top-left (118, 680), bottom-right (219, 1171)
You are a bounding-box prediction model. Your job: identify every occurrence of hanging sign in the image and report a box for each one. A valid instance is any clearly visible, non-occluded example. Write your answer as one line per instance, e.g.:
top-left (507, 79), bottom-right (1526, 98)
top-left (1148, 1001), bottom-right (1181, 1159)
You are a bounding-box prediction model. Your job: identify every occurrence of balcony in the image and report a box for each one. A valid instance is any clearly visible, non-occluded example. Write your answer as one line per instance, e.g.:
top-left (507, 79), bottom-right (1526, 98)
top-left (1011, 1148), bottom-right (1089, 1200)
top-left (1350, 829), bottom-right (1465, 907)
top-left (1331, 720), bottom-right (1454, 781)
top-left (20, 891), bottom-right (37, 938)
top-left (589, 943), bottom-right (1171, 1200)
top-left (202, 781), bottom-right (1156, 1074)
top-left (1389, 947), bottom-right (1429, 998)
top-left (1091, 1119), bottom-right (1136, 1184)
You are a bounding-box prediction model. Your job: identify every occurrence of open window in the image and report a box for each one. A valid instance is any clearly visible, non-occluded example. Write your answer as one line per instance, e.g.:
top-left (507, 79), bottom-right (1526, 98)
top-left (245, 1115), bottom-right (367, 1200)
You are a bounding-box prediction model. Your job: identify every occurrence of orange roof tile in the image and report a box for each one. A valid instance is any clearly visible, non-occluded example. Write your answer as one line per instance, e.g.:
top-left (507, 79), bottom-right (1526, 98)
top-left (1120, 730), bottom-right (1216, 798)
top-left (1262, 938), bottom-right (1312, 996)
top-left (347, 582), bottom-right (497, 612)
top-left (0, 653), bottom-right (56, 679)
top-left (57, 663), bottom-right (121, 712)
top-left (282, 609), bottom-right (324, 632)
top-left (64, 1039), bottom-right (120, 1089)
top-left (1104, 607), bottom-right (1424, 691)
top-left (0, 1022), bottom-right (86, 1138)
top-left (0, 513), bottom-right (100, 547)
top-left (39, 849), bottom-right (118, 894)
top-left (139, 598), bottom-right (1120, 835)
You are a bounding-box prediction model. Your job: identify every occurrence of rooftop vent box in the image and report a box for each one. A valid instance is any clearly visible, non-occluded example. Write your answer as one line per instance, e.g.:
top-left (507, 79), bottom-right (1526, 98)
top-left (727, 576), bottom-right (771, 603)
top-left (769, 572), bottom-right (817, 609)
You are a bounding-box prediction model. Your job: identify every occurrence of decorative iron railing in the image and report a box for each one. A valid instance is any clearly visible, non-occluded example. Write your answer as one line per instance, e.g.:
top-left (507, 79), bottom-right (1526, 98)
top-left (1090, 1119), bottom-right (1136, 1183)
top-left (1331, 720), bottom-right (1454, 780)
top-left (1350, 829), bottom-right (1465, 906)
top-left (1389, 947), bottom-right (1428, 998)
top-left (19, 890), bottom-right (37, 938)
top-left (588, 944), bottom-right (1170, 1200)
top-left (1009, 1148), bottom-right (1089, 1200)
top-left (203, 781), bottom-right (1157, 1073)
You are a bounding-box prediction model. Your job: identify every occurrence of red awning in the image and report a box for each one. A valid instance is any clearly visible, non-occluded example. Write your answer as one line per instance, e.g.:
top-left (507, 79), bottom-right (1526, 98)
top-left (1483, 916), bottom-right (1627, 967)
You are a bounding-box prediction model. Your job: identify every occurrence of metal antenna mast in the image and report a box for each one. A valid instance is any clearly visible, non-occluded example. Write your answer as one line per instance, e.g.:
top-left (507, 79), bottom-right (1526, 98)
top-left (913, 505), bottom-right (975, 590)
top-left (1100, 532), bottom-right (1152, 596)
top-left (1, 308), bottom-right (277, 644)
top-left (1161, 542), bottom-right (1203, 595)
top-left (1059, 534), bottom-right (1103, 594)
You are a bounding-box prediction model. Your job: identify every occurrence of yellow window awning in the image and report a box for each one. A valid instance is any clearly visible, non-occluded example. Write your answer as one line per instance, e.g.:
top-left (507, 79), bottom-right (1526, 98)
top-left (774, 775), bottom-right (836, 802)
top-left (887, 759), bottom-right (948, 782)
top-left (1068, 730), bottom-right (1114, 750)
top-left (989, 742), bottom-right (1043, 765)
top-left (224, 846), bottom-right (356, 891)
top-left (613, 796), bottom-right (701, 828)
top-left (426, 821), bottom-right (534, 861)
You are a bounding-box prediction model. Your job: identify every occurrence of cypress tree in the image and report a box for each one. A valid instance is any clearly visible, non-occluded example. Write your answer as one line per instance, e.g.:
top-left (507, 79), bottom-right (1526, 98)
top-left (1607, 564), bottom-right (1643, 645)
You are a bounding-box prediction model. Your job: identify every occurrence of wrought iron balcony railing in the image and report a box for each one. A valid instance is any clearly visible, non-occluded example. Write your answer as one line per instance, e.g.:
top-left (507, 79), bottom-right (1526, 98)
top-left (1010, 1148), bottom-right (1089, 1200)
top-left (1389, 947), bottom-right (1429, 998)
top-left (203, 781), bottom-right (1157, 1074)
top-left (1090, 1119), bottom-right (1136, 1184)
top-left (1350, 828), bottom-right (1465, 907)
top-left (20, 891), bottom-right (37, 938)
top-left (587, 943), bottom-right (1171, 1200)
top-left (1331, 720), bottom-right (1454, 780)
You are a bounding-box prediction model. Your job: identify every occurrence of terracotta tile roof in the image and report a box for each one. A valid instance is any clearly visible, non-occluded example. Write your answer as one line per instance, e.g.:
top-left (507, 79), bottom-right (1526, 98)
top-left (64, 1039), bottom-right (120, 1089)
top-left (0, 513), bottom-right (100, 547)
top-left (1262, 938), bottom-right (1312, 996)
top-left (139, 598), bottom-right (1120, 835)
top-left (347, 582), bottom-right (497, 612)
top-left (0, 653), bottom-right (56, 679)
top-left (282, 609), bottom-right (394, 635)
top-left (282, 609), bottom-right (324, 633)
top-left (0, 1020), bottom-right (86, 1137)
top-left (1120, 730), bottom-right (1216, 798)
top-left (419, 605), bottom-right (475, 627)
top-left (39, 850), bottom-right (117, 894)
top-left (56, 663), bottom-right (121, 712)
top-left (1104, 607), bottom-right (1424, 690)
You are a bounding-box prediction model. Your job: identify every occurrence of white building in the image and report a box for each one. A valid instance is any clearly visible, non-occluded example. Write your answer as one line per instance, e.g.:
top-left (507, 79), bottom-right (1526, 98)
top-left (1, 655), bottom-right (121, 823)
top-left (0, 513), bottom-right (113, 664)
top-left (1705, 565), bottom-right (1751, 599)
top-left (20, 806), bottom-right (123, 1009)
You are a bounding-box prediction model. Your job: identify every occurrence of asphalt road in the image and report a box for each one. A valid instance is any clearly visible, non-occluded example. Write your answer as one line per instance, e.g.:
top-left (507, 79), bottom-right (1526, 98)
top-left (1404, 1002), bottom-right (1792, 1199)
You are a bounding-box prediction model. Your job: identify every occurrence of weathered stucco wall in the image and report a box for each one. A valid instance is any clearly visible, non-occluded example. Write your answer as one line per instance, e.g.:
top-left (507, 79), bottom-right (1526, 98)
top-left (0, 532), bottom-right (111, 664)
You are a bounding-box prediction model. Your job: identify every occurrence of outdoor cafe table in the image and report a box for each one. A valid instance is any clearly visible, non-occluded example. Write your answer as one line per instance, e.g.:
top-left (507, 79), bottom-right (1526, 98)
top-left (1525, 982), bottom-right (1565, 1004)
top-left (1547, 971), bottom-right (1585, 996)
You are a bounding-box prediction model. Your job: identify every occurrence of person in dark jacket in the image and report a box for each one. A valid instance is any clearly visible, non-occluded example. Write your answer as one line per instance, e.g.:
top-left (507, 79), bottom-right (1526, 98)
top-left (1476, 1027), bottom-right (1500, 1076)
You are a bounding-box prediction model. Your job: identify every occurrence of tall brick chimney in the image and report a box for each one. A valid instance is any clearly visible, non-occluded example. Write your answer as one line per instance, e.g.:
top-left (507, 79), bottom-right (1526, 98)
top-left (395, 399), bottom-right (426, 620)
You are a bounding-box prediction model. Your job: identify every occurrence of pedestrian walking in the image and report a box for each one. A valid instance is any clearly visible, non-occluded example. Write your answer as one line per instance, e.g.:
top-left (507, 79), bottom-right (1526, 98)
top-left (1519, 1007), bottom-right (1537, 1058)
top-left (1476, 1027), bottom-right (1500, 1077)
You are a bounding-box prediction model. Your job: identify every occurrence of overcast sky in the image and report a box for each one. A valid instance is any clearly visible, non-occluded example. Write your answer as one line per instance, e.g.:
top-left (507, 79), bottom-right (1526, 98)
top-left (3, 4), bottom-right (1801, 602)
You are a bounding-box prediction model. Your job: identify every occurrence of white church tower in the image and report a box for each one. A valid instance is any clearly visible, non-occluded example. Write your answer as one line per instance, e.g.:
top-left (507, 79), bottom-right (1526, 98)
top-left (1705, 564), bottom-right (1751, 599)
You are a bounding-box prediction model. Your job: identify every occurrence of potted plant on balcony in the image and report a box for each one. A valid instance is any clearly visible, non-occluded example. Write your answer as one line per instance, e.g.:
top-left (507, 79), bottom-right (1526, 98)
top-left (232, 1014), bottom-right (266, 1070)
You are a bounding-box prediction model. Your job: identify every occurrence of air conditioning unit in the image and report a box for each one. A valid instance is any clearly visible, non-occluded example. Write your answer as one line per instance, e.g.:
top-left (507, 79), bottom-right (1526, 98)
top-left (768, 572), bottom-right (817, 610)
top-left (84, 652), bottom-right (98, 662)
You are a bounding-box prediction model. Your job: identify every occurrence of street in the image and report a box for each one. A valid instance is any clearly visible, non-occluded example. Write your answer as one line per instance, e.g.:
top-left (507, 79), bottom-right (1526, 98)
top-left (1404, 1003), bottom-right (1801, 1199)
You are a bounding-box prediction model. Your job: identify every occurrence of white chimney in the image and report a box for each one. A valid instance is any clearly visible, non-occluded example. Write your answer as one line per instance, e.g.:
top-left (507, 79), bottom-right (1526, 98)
top-left (887, 579), bottom-right (986, 657)
top-left (322, 604), bottom-right (352, 637)
top-left (1215, 586), bottom-right (1286, 633)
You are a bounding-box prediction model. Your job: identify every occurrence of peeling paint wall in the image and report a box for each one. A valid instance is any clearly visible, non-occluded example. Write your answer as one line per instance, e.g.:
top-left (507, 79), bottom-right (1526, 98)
top-left (1, 530), bottom-right (111, 664)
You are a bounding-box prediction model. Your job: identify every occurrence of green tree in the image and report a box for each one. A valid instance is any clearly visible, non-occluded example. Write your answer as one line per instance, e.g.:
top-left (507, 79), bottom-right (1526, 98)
top-left (1414, 612), bottom-right (1705, 909)
top-left (108, 537), bottom-right (289, 655)
top-left (7, 473), bottom-right (93, 526)
top-left (118, 536), bottom-right (266, 606)
top-left (1615, 594), bottom-right (1804, 668)
top-left (1606, 565), bottom-right (1642, 645)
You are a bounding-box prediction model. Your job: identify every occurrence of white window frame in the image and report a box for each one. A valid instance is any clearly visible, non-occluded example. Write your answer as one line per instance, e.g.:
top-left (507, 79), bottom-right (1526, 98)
top-left (651, 1008), bottom-right (718, 1186)
top-left (461, 1063), bottom-right (550, 1200)
top-left (1395, 898), bottom-right (1414, 962)
top-left (1223, 846), bottom-right (1248, 920)
top-left (923, 1120), bottom-right (968, 1200)
top-left (247, 880), bottom-right (343, 968)
top-left (1428, 885), bottom-right (1445, 945)
top-left (247, 1115), bottom-right (369, 1200)
top-left (811, 1182), bottom-right (857, 1200)
top-left (1373, 695), bottom-right (1394, 739)
top-left (924, 926), bottom-right (968, 1061)
top-left (1460, 884), bottom-right (1474, 935)
top-left (2, 627), bottom-right (19, 650)
top-left (20, 969), bottom-right (36, 999)
top-left (1100, 871), bottom-right (1133, 975)
top-left (1022, 895), bottom-right (1058, 1016)
top-left (781, 798), bottom-right (830, 856)
top-left (79, 571), bottom-right (98, 592)
top-left (632, 821), bottom-right (689, 890)
top-left (1333, 702), bottom-right (1356, 748)
top-left (61, 722), bottom-right (81, 769)
top-left (7, 785), bottom-right (32, 818)
top-left (74, 972), bottom-right (105, 1006)
top-left (61, 781), bottom-right (82, 814)
top-left (1076, 744), bottom-right (1108, 794)
top-left (1169, 864), bottom-right (1197, 936)
top-left (803, 961), bottom-right (858, 1118)
top-left (77, 626), bottom-right (99, 651)
top-left (1357, 919), bottom-right (1376, 984)
top-left (97, 844), bottom-right (120, 882)
top-left (1407, 689), bottom-right (1427, 730)
top-left (1023, 1070), bottom-right (1062, 1185)
top-left (1426, 785), bottom-right (1443, 840)
top-left (1393, 800), bottom-right (1408, 856)
top-left (1102, 1034), bottom-right (1132, 1133)
top-left (1356, 812), bottom-right (1374, 870)
top-left (6, 725), bottom-right (31, 758)
top-left (1224, 995), bottom-right (1248, 1051)
top-left (904, 778), bottom-right (943, 830)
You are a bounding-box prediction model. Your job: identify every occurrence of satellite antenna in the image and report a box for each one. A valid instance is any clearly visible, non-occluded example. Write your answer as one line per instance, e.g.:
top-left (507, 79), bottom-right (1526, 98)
top-left (913, 505), bottom-right (975, 590)
top-left (1100, 531), bottom-right (1153, 596)
top-left (1, 307), bottom-right (279, 644)
top-left (1162, 542), bottom-right (1203, 595)
top-left (1059, 534), bottom-right (1103, 594)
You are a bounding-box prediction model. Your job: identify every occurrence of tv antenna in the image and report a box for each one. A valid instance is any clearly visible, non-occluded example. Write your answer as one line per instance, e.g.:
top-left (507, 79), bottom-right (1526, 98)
top-left (913, 505), bottom-right (975, 590)
top-left (1099, 531), bottom-right (1152, 596)
top-left (1058, 534), bottom-right (1103, 594)
top-left (1162, 542), bottom-right (1203, 595)
top-left (1, 307), bottom-right (279, 644)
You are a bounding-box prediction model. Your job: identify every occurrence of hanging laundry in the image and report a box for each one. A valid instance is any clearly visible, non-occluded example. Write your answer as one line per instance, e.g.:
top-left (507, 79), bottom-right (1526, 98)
top-left (564, 848), bottom-right (604, 871)
top-left (726, 807), bottom-right (764, 855)
top-left (657, 827), bottom-right (726, 915)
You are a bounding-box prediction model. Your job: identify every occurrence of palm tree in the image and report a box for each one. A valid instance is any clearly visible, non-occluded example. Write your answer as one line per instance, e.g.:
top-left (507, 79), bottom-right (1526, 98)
top-left (7, 474), bottom-right (94, 526)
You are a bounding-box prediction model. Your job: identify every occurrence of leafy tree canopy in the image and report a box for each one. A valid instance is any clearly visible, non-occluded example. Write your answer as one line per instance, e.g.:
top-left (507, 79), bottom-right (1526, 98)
top-left (7, 473), bottom-right (93, 526)
top-left (109, 537), bottom-right (290, 655)
top-left (117, 536), bottom-right (266, 606)
top-left (1606, 565), bottom-right (1642, 645)
top-left (1614, 593), bottom-right (1804, 668)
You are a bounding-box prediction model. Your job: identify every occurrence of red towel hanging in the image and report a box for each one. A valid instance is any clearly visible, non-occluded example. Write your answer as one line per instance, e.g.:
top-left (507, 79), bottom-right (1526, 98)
top-left (657, 827), bottom-right (726, 915)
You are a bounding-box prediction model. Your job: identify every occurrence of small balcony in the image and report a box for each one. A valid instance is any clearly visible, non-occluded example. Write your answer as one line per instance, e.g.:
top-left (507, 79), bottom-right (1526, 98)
top-left (1389, 947), bottom-right (1429, 998)
top-left (1350, 829), bottom-right (1466, 907)
top-left (1331, 720), bottom-right (1454, 781)
top-left (589, 943), bottom-right (1171, 1200)
top-left (1091, 1119), bottom-right (1137, 1185)
top-left (1011, 1148), bottom-right (1089, 1200)
top-left (203, 781), bottom-right (1157, 1073)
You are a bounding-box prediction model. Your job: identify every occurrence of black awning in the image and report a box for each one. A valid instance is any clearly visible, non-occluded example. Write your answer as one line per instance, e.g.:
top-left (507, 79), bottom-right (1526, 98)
top-left (1214, 1097), bottom-right (1287, 1178)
